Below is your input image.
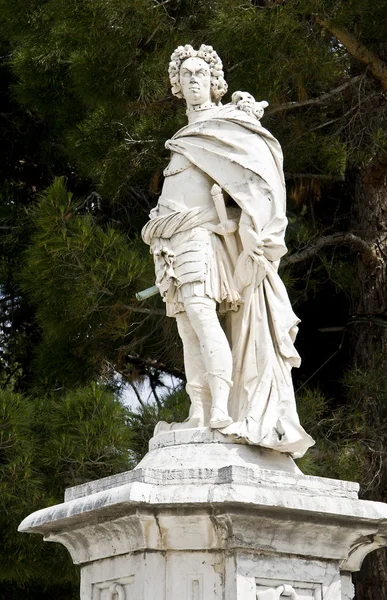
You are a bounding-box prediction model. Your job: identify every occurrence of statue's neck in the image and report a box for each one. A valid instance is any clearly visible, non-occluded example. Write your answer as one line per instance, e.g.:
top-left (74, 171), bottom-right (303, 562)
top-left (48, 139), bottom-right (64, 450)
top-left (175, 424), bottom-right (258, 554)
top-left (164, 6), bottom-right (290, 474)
top-left (186, 101), bottom-right (219, 124)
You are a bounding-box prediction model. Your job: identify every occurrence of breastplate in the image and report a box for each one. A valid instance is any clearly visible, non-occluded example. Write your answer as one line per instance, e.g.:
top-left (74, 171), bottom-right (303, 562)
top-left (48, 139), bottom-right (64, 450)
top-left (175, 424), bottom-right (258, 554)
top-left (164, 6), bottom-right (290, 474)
top-left (163, 153), bottom-right (192, 177)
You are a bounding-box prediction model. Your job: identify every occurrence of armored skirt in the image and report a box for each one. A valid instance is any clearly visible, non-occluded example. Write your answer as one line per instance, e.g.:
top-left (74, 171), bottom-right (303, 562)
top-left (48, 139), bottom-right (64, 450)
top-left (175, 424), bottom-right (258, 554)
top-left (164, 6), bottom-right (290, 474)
top-left (152, 225), bottom-right (240, 317)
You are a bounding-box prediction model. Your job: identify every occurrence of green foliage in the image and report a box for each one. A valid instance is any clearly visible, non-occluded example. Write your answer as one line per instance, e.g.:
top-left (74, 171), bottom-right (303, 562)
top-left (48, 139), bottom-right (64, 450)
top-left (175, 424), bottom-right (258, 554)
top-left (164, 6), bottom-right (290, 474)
top-left (1, 0), bottom-right (384, 211)
top-left (342, 355), bottom-right (387, 495)
top-left (0, 385), bottom-right (132, 593)
top-left (34, 384), bottom-right (135, 491)
top-left (0, 0), bottom-right (386, 595)
top-left (344, 355), bottom-right (387, 424)
top-left (296, 385), bottom-right (366, 483)
top-left (126, 387), bottom-right (190, 463)
top-left (316, 254), bottom-right (357, 298)
top-left (296, 386), bottom-right (327, 436)
top-left (297, 355), bottom-right (387, 492)
top-left (20, 177), bottom-right (147, 387)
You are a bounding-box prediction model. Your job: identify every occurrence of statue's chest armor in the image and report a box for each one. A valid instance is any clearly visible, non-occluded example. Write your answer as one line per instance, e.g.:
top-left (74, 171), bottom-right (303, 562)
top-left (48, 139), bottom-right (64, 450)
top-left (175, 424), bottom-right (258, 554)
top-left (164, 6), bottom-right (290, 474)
top-left (163, 153), bottom-right (192, 177)
top-left (161, 153), bottom-right (214, 209)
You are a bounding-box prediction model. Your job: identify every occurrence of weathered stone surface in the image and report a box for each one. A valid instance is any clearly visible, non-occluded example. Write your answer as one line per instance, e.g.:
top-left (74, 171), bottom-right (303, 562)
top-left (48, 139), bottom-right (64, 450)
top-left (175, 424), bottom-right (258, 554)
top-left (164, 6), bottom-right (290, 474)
top-left (141, 43), bottom-right (314, 457)
top-left (65, 428), bottom-right (357, 503)
top-left (17, 43), bottom-right (387, 600)
top-left (19, 432), bottom-right (387, 598)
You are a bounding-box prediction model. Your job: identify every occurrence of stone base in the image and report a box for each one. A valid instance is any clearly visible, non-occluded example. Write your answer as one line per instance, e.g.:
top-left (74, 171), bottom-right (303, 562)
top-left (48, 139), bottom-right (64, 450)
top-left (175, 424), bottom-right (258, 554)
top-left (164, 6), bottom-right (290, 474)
top-left (19, 429), bottom-right (387, 599)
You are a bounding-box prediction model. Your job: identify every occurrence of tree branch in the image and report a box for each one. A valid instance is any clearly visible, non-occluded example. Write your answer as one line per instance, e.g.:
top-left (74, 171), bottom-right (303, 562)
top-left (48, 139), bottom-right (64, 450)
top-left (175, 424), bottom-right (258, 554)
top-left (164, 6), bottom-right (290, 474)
top-left (119, 303), bottom-right (165, 316)
top-left (285, 173), bottom-right (345, 182)
top-left (268, 75), bottom-right (362, 115)
top-left (149, 373), bottom-right (162, 410)
top-left (128, 381), bottom-right (146, 408)
top-left (281, 232), bottom-right (377, 266)
top-left (315, 17), bottom-right (387, 90)
top-left (125, 354), bottom-right (185, 381)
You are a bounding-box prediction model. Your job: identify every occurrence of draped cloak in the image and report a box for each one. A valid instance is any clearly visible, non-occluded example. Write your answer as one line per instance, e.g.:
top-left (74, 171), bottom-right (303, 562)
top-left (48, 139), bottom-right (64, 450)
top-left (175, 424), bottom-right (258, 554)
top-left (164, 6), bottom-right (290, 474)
top-left (143, 104), bottom-right (314, 458)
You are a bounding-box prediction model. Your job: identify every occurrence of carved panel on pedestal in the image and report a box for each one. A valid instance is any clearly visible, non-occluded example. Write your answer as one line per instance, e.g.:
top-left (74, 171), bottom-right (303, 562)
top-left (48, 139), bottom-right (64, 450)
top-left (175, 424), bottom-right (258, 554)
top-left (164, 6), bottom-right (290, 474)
top-left (256, 578), bottom-right (322, 600)
top-left (92, 575), bottom-right (134, 600)
top-left (186, 572), bottom-right (203, 600)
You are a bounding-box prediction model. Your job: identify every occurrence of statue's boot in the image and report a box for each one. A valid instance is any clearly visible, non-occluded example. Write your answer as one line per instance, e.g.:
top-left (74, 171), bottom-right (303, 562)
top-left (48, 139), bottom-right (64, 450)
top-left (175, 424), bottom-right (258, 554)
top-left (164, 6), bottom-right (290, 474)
top-left (185, 383), bottom-right (212, 427)
top-left (153, 384), bottom-right (211, 436)
top-left (207, 373), bottom-right (233, 429)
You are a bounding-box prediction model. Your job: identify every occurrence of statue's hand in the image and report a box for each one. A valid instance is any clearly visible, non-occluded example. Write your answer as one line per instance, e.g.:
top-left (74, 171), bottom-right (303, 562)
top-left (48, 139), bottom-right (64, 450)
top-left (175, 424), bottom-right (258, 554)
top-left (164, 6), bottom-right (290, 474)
top-left (239, 225), bottom-right (264, 259)
top-left (236, 225), bottom-right (267, 290)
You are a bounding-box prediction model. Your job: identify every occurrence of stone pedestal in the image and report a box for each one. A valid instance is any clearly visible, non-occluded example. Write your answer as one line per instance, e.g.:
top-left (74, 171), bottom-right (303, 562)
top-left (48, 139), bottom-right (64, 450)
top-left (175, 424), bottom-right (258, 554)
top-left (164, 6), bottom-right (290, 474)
top-left (19, 429), bottom-right (387, 599)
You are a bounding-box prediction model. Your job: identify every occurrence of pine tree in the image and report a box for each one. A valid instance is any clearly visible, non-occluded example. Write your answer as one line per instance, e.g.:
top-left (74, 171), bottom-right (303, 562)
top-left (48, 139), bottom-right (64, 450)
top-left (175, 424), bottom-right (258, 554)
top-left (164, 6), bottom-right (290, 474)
top-left (0, 385), bottom-right (134, 598)
top-left (0, 1), bottom-right (386, 596)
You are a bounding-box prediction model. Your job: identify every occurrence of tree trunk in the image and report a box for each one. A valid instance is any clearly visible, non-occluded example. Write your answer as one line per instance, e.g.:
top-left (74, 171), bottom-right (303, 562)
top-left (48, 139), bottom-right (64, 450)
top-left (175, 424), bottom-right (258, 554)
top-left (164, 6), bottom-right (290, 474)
top-left (349, 171), bottom-right (387, 599)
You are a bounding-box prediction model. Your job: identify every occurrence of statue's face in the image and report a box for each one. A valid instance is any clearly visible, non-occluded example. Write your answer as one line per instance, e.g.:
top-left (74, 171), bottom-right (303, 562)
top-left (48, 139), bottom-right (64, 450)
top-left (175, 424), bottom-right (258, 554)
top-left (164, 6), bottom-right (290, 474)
top-left (179, 57), bottom-right (211, 106)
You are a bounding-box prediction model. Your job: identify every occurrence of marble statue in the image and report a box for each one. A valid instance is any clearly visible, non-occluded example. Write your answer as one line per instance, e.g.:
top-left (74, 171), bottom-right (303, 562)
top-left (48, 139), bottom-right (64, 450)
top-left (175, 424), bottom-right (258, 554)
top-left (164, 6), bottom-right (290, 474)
top-left (19, 52), bottom-right (387, 590)
top-left (142, 44), bottom-right (314, 458)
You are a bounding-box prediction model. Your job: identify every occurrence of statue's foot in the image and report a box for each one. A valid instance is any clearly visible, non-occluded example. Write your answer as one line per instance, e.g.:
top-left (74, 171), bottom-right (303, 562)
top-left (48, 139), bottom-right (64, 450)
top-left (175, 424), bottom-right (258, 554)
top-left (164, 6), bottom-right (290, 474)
top-left (210, 408), bottom-right (233, 429)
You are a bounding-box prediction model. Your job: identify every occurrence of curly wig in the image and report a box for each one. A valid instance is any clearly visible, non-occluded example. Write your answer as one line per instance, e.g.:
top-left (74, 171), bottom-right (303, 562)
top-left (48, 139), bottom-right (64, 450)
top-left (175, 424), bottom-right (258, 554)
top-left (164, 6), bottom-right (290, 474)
top-left (168, 44), bottom-right (228, 104)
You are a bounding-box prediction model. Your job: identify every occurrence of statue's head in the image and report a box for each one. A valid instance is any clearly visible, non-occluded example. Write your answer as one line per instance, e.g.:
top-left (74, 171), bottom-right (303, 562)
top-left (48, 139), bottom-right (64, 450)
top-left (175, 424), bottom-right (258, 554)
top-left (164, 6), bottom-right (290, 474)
top-left (169, 44), bottom-right (228, 105)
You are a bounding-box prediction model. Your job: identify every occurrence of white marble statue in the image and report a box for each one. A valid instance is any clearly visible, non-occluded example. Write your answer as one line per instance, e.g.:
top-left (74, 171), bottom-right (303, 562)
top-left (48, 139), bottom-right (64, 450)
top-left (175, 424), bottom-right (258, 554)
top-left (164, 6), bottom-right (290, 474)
top-left (141, 44), bottom-right (314, 458)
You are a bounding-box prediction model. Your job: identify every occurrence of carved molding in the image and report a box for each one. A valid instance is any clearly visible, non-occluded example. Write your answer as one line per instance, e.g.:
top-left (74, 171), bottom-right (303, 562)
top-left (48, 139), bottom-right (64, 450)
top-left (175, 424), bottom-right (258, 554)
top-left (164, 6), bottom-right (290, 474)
top-left (342, 533), bottom-right (387, 571)
top-left (108, 583), bottom-right (125, 600)
top-left (92, 576), bottom-right (133, 600)
top-left (187, 573), bottom-right (203, 600)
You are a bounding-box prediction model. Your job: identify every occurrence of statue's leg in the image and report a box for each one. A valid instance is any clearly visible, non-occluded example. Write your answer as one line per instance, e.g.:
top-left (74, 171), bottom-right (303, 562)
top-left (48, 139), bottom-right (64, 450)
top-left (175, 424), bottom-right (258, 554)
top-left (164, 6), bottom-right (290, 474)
top-left (176, 312), bottom-right (212, 427)
top-left (183, 296), bottom-right (233, 429)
